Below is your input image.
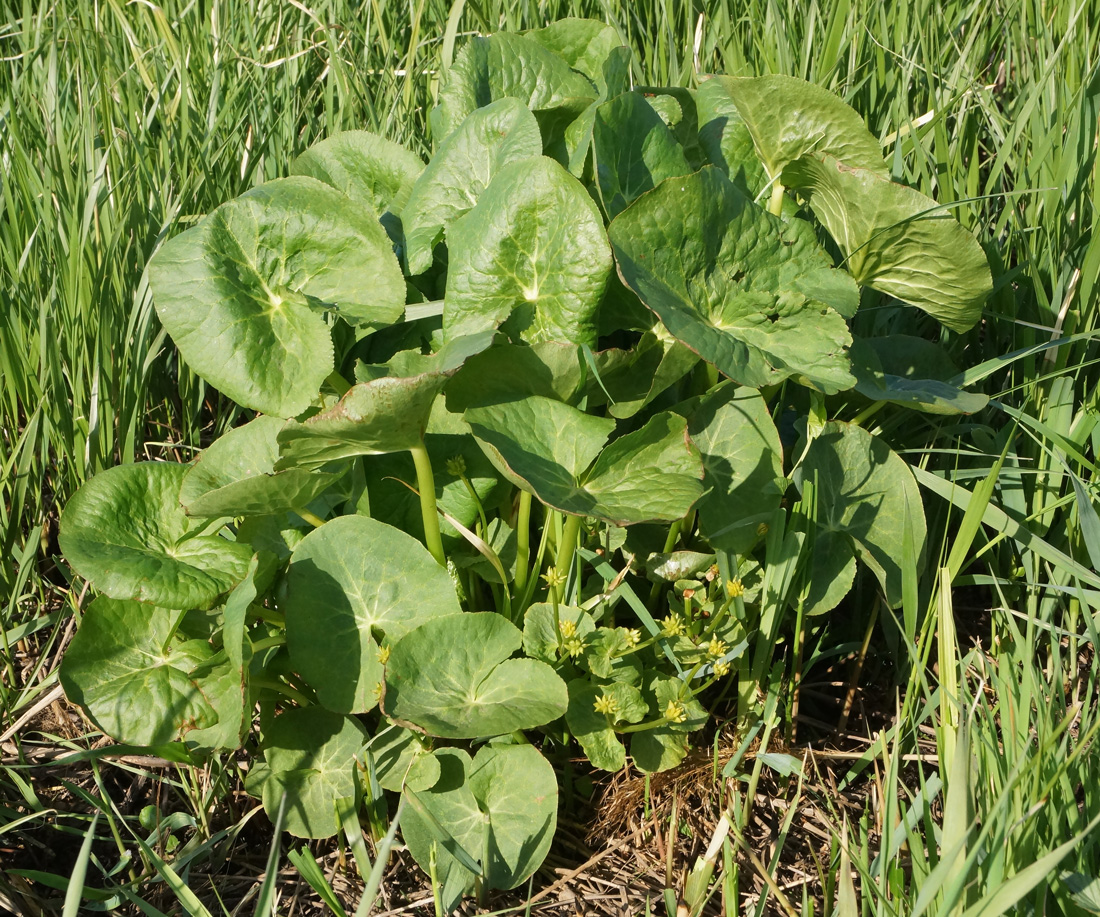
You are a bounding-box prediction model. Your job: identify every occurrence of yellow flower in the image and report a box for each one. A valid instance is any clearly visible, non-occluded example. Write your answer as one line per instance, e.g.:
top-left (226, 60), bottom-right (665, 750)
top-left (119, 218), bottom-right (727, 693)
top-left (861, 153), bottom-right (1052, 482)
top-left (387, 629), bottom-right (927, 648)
top-left (541, 567), bottom-right (567, 589)
top-left (559, 619), bottom-right (577, 638)
top-left (664, 700), bottom-right (687, 724)
top-left (713, 660), bottom-right (731, 678)
top-left (563, 637), bottom-right (586, 658)
top-left (593, 694), bottom-right (619, 716)
top-left (726, 578), bottom-right (744, 598)
top-left (373, 682), bottom-right (384, 699)
top-left (377, 645), bottom-right (392, 665)
top-left (623, 628), bottom-right (642, 648)
top-left (707, 637), bottom-right (727, 659)
top-left (660, 615), bottom-right (685, 637)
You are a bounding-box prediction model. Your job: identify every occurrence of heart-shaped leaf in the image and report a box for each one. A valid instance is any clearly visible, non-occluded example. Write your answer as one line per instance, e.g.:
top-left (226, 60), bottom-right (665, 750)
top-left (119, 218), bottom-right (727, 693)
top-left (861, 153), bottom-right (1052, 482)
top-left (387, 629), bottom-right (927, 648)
top-left (180, 415), bottom-right (345, 517)
top-left (443, 156), bottom-right (613, 347)
top-left (432, 33), bottom-right (596, 143)
top-left (795, 422), bottom-right (927, 609)
top-left (402, 745), bottom-right (558, 909)
top-left (258, 707), bottom-right (368, 838)
top-left (283, 516), bottom-right (461, 714)
top-left (369, 722), bottom-right (439, 792)
top-left (685, 381), bottom-right (785, 554)
top-left (149, 177), bottom-right (406, 417)
top-left (290, 131), bottom-right (425, 217)
top-left (524, 19), bottom-right (625, 92)
top-left (276, 331), bottom-right (494, 470)
top-left (718, 75), bottom-right (888, 181)
top-left (60, 462), bottom-right (252, 608)
top-left (383, 613), bottom-right (568, 738)
top-left (589, 333), bottom-right (698, 419)
top-left (592, 91), bottom-right (692, 219)
top-left (467, 397), bottom-right (703, 524)
top-left (782, 155), bottom-right (992, 332)
top-left (59, 598), bottom-right (223, 747)
top-left (403, 99), bottom-right (542, 275)
top-left (609, 167), bottom-right (858, 393)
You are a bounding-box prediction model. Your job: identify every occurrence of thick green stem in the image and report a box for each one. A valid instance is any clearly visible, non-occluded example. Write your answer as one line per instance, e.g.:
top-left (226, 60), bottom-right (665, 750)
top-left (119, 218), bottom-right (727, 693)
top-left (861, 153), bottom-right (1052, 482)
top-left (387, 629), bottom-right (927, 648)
top-left (514, 490), bottom-right (532, 596)
top-left (767, 181), bottom-right (785, 216)
top-left (554, 513), bottom-right (583, 603)
top-left (295, 507), bottom-right (326, 528)
top-left (409, 440), bottom-right (446, 566)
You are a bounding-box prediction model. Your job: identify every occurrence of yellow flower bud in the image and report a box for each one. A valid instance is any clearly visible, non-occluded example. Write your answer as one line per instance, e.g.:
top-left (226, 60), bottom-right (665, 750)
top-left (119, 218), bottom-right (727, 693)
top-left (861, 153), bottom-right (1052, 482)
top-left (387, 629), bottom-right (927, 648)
top-left (664, 700), bottom-right (687, 724)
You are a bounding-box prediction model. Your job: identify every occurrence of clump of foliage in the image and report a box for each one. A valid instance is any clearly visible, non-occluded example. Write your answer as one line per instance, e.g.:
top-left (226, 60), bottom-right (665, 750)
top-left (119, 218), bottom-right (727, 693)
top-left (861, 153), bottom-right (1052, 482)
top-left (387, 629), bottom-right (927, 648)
top-left (56, 20), bottom-right (990, 908)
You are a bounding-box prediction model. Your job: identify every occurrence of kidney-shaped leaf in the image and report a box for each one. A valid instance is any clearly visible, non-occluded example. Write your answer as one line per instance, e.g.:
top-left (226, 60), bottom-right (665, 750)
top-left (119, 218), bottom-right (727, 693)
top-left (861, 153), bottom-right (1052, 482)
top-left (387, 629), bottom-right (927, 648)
top-left (290, 130), bottom-right (425, 217)
top-left (150, 177), bottom-right (406, 417)
top-left (685, 381), bottom-right (785, 553)
top-left (721, 75), bottom-right (888, 180)
top-left (783, 155), bottom-right (992, 332)
top-left (180, 415), bottom-right (345, 517)
top-left (60, 462), bottom-right (252, 608)
top-left (276, 332), bottom-right (493, 470)
top-left (283, 515), bottom-right (461, 714)
top-left (60, 598), bottom-right (220, 746)
top-left (403, 99), bottom-right (542, 275)
top-left (259, 707), bottom-right (368, 838)
top-left (592, 91), bottom-right (692, 219)
top-left (796, 422), bottom-right (927, 609)
top-left (444, 156), bottom-right (613, 347)
top-left (384, 613), bottom-right (568, 738)
top-left (432, 32), bottom-right (596, 142)
top-left (402, 744), bottom-right (558, 908)
top-left (610, 167), bottom-right (857, 393)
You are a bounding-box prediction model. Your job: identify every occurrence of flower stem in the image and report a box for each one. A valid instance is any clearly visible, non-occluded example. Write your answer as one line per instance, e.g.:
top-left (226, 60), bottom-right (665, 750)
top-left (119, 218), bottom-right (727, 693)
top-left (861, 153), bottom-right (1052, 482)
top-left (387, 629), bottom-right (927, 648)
top-left (554, 513), bottom-right (583, 603)
top-left (515, 490), bottom-right (532, 596)
top-left (409, 440), bottom-right (445, 565)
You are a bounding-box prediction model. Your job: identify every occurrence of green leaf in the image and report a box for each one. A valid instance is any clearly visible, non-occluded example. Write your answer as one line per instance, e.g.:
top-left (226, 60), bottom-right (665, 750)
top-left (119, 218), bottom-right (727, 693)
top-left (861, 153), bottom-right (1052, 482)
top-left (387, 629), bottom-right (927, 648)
top-left (524, 19), bottom-right (624, 93)
top-left (283, 516), bottom-right (460, 714)
top-left (565, 678), bottom-right (646, 771)
top-left (522, 604), bottom-right (596, 663)
top-left (720, 75), bottom-right (888, 180)
top-left (580, 412), bottom-right (704, 525)
top-left (590, 334), bottom-right (698, 420)
top-left (796, 422), bottom-right (927, 609)
top-left (259, 708), bottom-right (368, 838)
top-left (384, 613), bottom-right (568, 738)
top-left (850, 337), bottom-right (989, 415)
top-left (467, 397), bottom-right (703, 524)
top-left (369, 723), bottom-right (439, 793)
top-left (685, 381), bottom-right (785, 553)
top-left (432, 33), bottom-right (596, 144)
top-left (149, 177), bottom-right (406, 417)
top-left (403, 99), bottom-right (542, 275)
top-left (60, 462), bottom-right (252, 609)
top-left (276, 332), bottom-right (493, 470)
top-left (180, 416), bottom-right (345, 517)
top-left (401, 745), bottom-right (558, 907)
top-left (592, 91), bottom-right (691, 219)
top-left (443, 157), bottom-right (612, 347)
top-left (696, 76), bottom-right (768, 196)
top-left (782, 155), bottom-right (992, 332)
top-left (444, 341), bottom-right (586, 413)
top-left (290, 131), bottom-right (424, 217)
top-left (609, 167), bottom-right (857, 393)
top-left (631, 728), bottom-right (689, 773)
top-left (59, 598), bottom-right (218, 747)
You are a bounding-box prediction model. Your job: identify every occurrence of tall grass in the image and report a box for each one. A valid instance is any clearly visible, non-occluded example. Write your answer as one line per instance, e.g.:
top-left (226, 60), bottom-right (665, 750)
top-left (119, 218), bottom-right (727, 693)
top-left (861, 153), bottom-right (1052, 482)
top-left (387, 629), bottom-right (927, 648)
top-left (1, 0), bottom-right (1097, 911)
